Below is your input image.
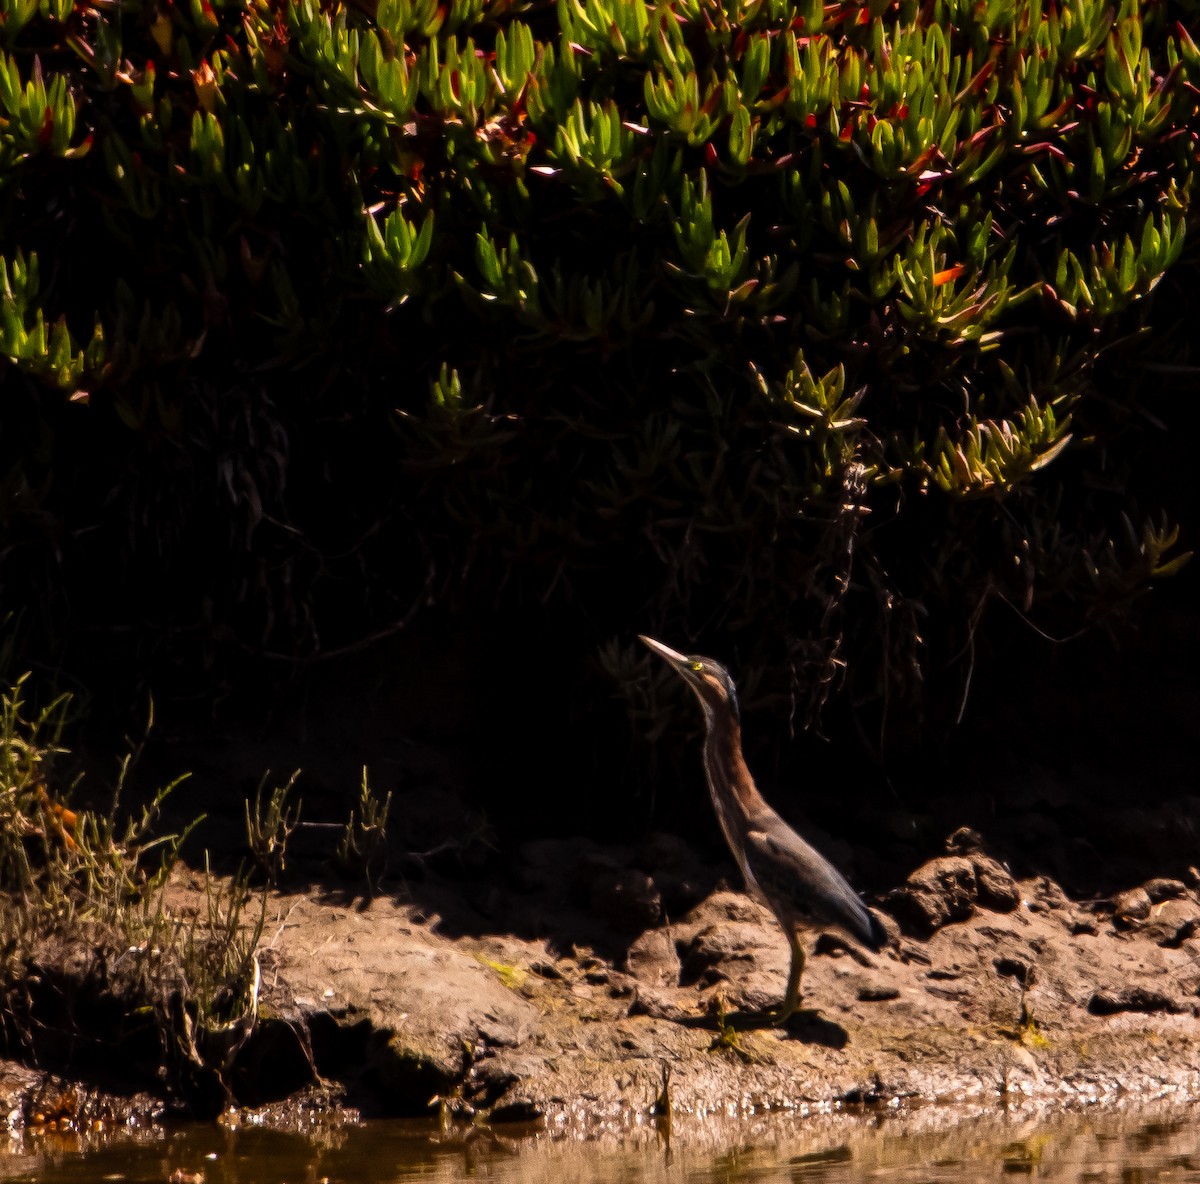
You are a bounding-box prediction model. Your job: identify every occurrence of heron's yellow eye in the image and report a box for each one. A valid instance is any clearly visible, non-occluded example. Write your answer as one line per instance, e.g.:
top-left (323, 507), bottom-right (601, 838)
top-left (690, 661), bottom-right (703, 672)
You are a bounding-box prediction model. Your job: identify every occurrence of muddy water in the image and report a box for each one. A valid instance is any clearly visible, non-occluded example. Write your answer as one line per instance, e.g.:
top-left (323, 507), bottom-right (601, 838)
top-left (3, 1103), bottom-right (1200, 1184)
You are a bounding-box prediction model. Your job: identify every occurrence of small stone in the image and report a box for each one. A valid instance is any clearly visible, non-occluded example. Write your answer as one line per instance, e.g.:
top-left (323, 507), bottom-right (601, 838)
top-left (1143, 878), bottom-right (1188, 903)
top-left (488, 1098), bottom-right (545, 1123)
top-left (876, 911), bottom-right (902, 947)
top-left (634, 832), bottom-right (700, 874)
top-left (1034, 877), bottom-right (1071, 909)
top-left (680, 924), bottom-right (752, 973)
top-left (624, 928), bottom-right (681, 989)
top-left (1157, 918), bottom-right (1200, 950)
top-left (972, 856), bottom-right (1020, 913)
top-left (1087, 988), bottom-right (1187, 1016)
top-left (1113, 887), bottom-right (1152, 926)
top-left (589, 869), bottom-right (662, 931)
top-left (882, 856), bottom-right (977, 936)
top-left (858, 985), bottom-right (900, 1002)
top-left (945, 827), bottom-right (984, 855)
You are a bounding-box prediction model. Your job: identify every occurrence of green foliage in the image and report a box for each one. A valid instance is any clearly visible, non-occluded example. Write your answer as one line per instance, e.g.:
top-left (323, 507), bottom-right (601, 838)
top-left (0, 0), bottom-right (1196, 740)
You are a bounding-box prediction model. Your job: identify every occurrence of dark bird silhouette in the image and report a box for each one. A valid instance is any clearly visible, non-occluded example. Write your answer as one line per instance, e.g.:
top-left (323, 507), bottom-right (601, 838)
top-left (641, 635), bottom-right (887, 1023)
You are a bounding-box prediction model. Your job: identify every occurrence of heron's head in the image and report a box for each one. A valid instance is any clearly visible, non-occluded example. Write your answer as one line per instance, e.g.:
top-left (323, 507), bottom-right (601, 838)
top-left (639, 635), bottom-right (740, 725)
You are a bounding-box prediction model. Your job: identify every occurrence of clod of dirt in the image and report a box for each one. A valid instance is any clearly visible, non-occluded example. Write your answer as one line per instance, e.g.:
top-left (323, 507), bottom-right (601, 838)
top-left (679, 922), bottom-right (764, 984)
top-left (1143, 878), bottom-right (1189, 903)
top-left (466, 1050), bottom-right (549, 1112)
top-left (883, 856), bottom-right (978, 936)
top-left (633, 833), bottom-right (711, 914)
top-left (1113, 888), bottom-right (1152, 927)
top-left (1087, 988), bottom-right (1188, 1016)
top-left (944, 827), bottom-right (984, 854)
top-left (589, 869), bottom-right (662, 931)
top-left (1158, 919), bottom-right (1200, 949)
top-left (624, 929), bottom-right (681, 988)
top-left (973, 857), bottom-right (1021, 913)
top-left (883, 853), bottom-right (1021, 938)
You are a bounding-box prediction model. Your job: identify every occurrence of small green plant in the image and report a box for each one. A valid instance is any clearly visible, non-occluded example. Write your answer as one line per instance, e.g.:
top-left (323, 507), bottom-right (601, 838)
top-left (175, 855), bottom-right (269, 1086)
top-left (997, 962), bottom-right (1049, 1049)
top-left (244, 771), bottom-right (301, 884)
top-left (475, 955), bottom-right (526, 991)
top-left (332, 767), bottom-right (392, 889)
top-left (708, 990), bottom-right (749, 1059)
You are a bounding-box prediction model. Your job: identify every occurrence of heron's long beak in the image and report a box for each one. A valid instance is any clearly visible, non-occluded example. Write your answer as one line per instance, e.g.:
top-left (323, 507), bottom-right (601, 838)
top-left (638, 634), bottom-right (691, 671)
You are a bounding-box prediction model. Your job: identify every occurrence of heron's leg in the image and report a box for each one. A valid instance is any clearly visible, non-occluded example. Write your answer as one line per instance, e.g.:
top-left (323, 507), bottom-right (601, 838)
top-left (773, 932), bottom-right (806, 1025)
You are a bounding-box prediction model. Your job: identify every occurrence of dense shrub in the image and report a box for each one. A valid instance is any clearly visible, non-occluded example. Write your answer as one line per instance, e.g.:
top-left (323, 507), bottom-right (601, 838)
top-left (0, 0), bottom-right (1196, 733)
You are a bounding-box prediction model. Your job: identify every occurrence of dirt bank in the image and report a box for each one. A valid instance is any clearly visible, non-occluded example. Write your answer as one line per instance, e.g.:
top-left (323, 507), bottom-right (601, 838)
top-left (4, 823), bottom-right (1199, 1131)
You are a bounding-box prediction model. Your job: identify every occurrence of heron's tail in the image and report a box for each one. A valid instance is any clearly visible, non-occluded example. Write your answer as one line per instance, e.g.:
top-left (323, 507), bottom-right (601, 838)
top-left (860, 907), bottom-right (888, 952)
top-left (834, 890), bottom-right (888, 951)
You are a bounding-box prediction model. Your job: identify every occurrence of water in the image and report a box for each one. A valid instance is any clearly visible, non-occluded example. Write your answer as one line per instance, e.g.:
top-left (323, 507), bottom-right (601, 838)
top-left (3, 1103), bottom-right (1200, 1184)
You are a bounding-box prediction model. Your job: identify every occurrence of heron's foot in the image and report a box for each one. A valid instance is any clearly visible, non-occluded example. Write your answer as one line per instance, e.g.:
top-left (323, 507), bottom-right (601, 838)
top-left (770, 1000), bottom-right (830, 1029)
top-left (769, 1001), bottom-right (803, 1027)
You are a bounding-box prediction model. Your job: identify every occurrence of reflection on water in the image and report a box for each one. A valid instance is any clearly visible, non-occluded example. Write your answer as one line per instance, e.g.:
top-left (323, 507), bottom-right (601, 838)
top-left (3, 1102), bottom-right (1200, 1184)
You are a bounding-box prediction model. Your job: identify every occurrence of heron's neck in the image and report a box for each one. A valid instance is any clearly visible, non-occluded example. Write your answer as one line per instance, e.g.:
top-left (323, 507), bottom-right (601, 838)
top-left (701, 712), bottom-right (765, 821)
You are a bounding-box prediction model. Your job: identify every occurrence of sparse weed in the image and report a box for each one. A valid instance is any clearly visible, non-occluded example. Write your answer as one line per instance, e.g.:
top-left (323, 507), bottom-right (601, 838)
top-left (0, 676), bottom-right (268, 1110)
top-left (245, 771), bottom-right (302, 884)
top-left (332, 767), bottom-right (392, 890)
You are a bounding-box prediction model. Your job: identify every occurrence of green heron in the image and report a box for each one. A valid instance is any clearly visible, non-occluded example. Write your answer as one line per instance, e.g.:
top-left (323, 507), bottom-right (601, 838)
top-left (640, 636), bottom-right (887, 1024)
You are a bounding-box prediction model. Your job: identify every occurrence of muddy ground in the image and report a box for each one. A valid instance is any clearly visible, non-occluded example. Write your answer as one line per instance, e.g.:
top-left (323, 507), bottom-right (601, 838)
top-left (4, 613), bottom-right (1200, 1132)
top-left (3, 817), bottom-right (1199, 1132)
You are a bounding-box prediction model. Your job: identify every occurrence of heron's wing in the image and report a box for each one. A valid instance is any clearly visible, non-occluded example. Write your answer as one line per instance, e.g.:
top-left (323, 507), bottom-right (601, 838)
top-left (742, 822), bottom-right (886, 952)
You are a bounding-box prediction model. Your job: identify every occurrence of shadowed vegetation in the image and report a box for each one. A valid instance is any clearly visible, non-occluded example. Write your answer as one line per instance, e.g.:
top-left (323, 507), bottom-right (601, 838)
top-left (0, 0), bottom-right (1195, 775)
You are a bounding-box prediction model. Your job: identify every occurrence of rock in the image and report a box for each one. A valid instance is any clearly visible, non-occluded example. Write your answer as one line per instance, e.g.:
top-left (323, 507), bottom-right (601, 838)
top-left (468, 1050), bottom-right (548, 1109)
top-left (945, 827), bottom-right (984, 855)
top-left (624, 929), bottom-right (681, 989)
top-left (882, 856), bottom-right (978, 936)
top-left (680, 923), bottom-right (751, 975)
top-left (653, 872), bottom-right (710, 916)
top-left (514, 836), bottom-right (597, 894)
top-left (1143, 878), bottom-right (1189, 903)
top-left (876, 910), bottom-right (903, 947)
top-left (813, 932), bottom-right (852, 957)
top-left (627, 986), bottom-right (695, 1021)
top-left (685, 890), bottom-right (771, 926)
top-left (489, 1097), bottom-right (545, 1123)
top-left (634, 831), bottom-right (700, 874)
top-left (1158, 918), bottom-right (1200, 949)
top-left (678, 921), bottom-right (776, 985)
top-left (1087, 988), bottom-right (1188, 1016)
top-left (590, 869), bottom-right (662, 931)
top-left (1113, 887), bottom-right (1152, 926)
top-left (857, 985), bottom-right (900, 1002)
top-left (972, 856), bottom-right (1021, 913)
top-left (633, 833), bottom-right (711, 914)
top-left (1032, 877), bottom-right (1071, 910)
